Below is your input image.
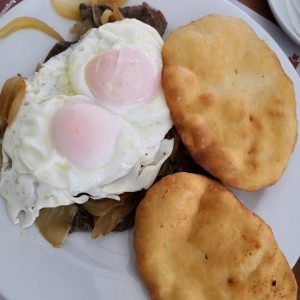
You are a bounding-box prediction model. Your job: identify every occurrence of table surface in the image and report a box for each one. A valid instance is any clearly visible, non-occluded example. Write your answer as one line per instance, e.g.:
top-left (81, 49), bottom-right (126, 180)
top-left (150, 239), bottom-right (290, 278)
top-left (237, 0), bottom-right (300, 298)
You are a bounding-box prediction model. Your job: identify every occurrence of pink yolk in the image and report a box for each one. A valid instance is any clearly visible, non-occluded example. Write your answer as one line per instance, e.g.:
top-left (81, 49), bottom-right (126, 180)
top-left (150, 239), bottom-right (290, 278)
top-left (85, 47), bottom-right (161, 106)
top-left (52, 100), bottom-right (118, 169)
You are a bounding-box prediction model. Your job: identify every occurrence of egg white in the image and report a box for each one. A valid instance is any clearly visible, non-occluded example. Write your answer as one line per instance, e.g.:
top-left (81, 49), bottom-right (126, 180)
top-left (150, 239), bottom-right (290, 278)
top-left (0, 19), bottom-right (173, 228)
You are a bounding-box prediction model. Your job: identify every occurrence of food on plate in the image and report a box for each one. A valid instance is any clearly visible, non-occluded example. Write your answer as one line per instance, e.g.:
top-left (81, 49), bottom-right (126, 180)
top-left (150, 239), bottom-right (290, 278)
top-left (162, 14), bottom-right (298, 191)
top-left (0, 75), bottom-right (25, 136)
top-left (70, 2), bottom-right (167, 37)
top-left (36, 2), bottom-right (185, 245)
top-left (0, 17), bottom-right (64, 42)
top-left (134, 172), bottom-right (298, 299)
top-left (35, 204), bottom-right (78, 248)
top-left (0, 2), bottom-right (193, 247)
top-left (51, 0), bottom-right (127, 21)
top-left (44, 2), bottom-right (167, 60)
top-left (0, 18), bottom-right (174, 238)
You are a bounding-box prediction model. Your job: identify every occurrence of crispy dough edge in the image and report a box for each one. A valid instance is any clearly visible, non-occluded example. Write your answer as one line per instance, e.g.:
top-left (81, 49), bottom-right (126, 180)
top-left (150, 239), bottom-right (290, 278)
top-left (133, 172), bottom-right (298, 299)
top-left (161, 14), bottom-right (298, 191)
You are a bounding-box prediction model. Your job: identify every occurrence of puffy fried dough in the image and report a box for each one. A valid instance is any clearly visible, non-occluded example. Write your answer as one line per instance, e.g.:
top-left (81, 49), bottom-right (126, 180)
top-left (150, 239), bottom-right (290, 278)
top-left (134, 173), bottom-right (297, 300)
top-left (162, 14), bottom-right (298, 191)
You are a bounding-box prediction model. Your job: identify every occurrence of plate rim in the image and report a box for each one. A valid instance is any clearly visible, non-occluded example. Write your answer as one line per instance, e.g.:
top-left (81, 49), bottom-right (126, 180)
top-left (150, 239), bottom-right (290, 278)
top-left (267, 0), bottom-right (300, 46)
top-left (0, 0), bottom-right (299, 299)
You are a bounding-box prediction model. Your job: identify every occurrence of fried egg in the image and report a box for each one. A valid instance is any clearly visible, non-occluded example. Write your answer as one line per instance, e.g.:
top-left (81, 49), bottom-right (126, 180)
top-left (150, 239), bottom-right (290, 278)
top-left (0, 19), bottom-right (173, 228)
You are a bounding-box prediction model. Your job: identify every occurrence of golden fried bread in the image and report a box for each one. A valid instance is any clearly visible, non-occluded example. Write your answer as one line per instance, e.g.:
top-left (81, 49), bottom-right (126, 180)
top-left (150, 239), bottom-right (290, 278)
top-left (134, 173), bottom-right (297, 300)
top-left (162, 14), bottom-right (298, 191)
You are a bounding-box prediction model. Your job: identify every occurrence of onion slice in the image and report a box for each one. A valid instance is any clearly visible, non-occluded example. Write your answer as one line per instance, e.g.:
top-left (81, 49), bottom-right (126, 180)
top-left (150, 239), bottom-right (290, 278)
top-left (35, 205), bottom-right (78, 248)
top-left (91, 203), bottom-right (134, 239)
top-left (83, 193), bottom-right (138, 239)
top-left (111, 3), bottom-right (124, 21)
top-left (7, 80), bottom-right (26, 126)
top-left (0, 17), bottom-right (64, 41)
top-left (100, 9), bottom-right (113, 25)
top-left (0, 76), bottom-right (25, 137)
top-left (100, 4), bottom-right (124, 25)
top-left (92, 0), bottom-right (102, 26)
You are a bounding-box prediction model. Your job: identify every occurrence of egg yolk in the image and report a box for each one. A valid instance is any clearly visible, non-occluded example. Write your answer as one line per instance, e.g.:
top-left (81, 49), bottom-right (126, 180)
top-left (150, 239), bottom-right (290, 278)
top-left (52, 100), bottom-right (118, 169)
top-left (85, 47), bottom-right (161, 106)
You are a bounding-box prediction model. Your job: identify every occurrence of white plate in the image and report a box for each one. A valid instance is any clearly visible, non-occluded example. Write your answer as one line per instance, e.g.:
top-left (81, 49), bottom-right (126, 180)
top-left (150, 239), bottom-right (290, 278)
top-left (0, 0), bottom-right (300, 299)
top-left (268, 0), bottom-right (300, 46)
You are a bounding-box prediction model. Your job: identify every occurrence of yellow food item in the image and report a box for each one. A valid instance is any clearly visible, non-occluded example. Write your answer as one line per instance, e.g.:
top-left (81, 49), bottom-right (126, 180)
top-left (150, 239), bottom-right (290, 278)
top-left (0, 17), bottom-right (64, 41)
top-left (134, 172), bottom-right (298, 299)
top-left (162, 14), bottom-right (298, 191)
top-left (0, 76), bottom-right (25, 136)
top-left (51, 0), bottom-right (127, 20)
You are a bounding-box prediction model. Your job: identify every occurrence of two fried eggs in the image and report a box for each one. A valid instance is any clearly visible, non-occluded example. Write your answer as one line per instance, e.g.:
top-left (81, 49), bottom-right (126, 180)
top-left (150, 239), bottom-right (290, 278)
top-left (0, 19), bottom-right (173, 227)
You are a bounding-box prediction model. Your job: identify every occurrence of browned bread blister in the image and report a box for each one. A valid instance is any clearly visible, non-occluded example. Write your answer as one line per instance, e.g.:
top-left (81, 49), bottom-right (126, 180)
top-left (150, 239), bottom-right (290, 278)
top-left (162, 14), bottom-right (298, 191)
top-left (134, 172), bottom-right (297, 300)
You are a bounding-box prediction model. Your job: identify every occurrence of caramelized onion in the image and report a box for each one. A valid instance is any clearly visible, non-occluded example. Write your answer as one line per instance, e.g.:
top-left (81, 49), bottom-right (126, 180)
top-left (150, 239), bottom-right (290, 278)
top-left (92, 211), bottom-right (119, 239)
top-left (0, 76), bottom-right (25, 137)
top-left (100, 9), bottom-right (113, 25)
top-left (35, 205), bottom-right (78, 248)
top-left (91, 201), bottom-right (136, 239)
top-left (92, 0), bottom-right (102, 26)
top-left (7, 80), bottom-right (26, 126)
top-left (0, 17), bottom-right (64, 41)
top-left (100, 4), bottom-right (123, 24)
top-left (83, 198), bottom-right (124, 217)
top-left (83, 193), bottom-right (138, 239)
top-left (111, 3), bottom-right (124, 21)
top-left (69, 22), bottom-right (90, 37)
